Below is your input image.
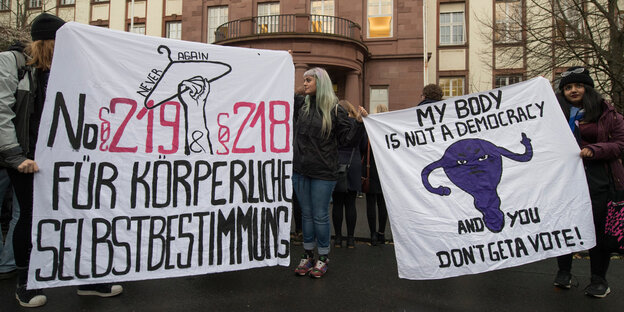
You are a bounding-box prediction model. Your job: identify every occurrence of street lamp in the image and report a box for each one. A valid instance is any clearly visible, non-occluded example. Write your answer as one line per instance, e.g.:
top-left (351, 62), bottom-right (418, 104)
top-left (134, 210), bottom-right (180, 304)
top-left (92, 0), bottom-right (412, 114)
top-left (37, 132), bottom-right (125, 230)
top-left (130, 0), bottom-right (135, 32)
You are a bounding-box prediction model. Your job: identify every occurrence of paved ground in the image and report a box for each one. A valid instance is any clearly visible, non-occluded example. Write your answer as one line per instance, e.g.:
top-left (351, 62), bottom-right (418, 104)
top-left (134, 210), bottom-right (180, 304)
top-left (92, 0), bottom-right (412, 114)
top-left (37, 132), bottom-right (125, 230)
top-left (1, 198), bottom-right (622, 311)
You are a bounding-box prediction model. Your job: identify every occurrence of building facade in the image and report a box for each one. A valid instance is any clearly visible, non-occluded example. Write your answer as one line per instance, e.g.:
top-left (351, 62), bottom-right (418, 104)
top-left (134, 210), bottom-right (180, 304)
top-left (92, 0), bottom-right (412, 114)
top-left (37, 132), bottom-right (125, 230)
top-left (424, 0), bottom-right (623, 100)
top-left (182, 0), bottom-right (425, 112)
top-left (424, 0), bottom-right (529, 97)
top-left (0, 0), bottom-right (183, 39)
top-left (5, 1), bottom-right (616, 108)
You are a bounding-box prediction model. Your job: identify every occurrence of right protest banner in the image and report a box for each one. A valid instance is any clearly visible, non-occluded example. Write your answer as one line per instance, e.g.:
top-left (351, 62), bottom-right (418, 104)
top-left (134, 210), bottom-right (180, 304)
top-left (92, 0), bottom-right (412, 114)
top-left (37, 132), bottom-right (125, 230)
top-left (363, 77), bottom-right (595, 280)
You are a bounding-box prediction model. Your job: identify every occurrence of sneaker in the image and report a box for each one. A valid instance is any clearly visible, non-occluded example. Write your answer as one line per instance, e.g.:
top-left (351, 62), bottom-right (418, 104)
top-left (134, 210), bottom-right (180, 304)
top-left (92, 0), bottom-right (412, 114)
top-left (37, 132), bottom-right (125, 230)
top-left (584, 275), bottom-right (610, 298)
top-left (294, 254), bottom-right (314, 276)
top-left (553, 270), bottom-right (572, 289)
top-left (346, 236), bottom-right (355, 248)
top-left (333, 234), bottom-right (342, 248)
top-left (309, 256), bottom-right (329, 278)
top-left (77, 283), bottom-right (123, 297)
top-left (15, 285), bottom-right (47, 308)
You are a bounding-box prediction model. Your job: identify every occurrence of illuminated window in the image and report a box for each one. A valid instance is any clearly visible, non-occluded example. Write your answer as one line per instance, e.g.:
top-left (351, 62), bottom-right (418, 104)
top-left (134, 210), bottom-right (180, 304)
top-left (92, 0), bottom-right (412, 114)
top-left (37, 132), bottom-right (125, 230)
top-left (495, 0), bottom-right (521, 43)
top-left (166, 21), bottom-right (181, 40)
top-left (258, 2), bottom-right (280, 33)
top-left (495, 75), bottom-right (522, 88)
top-left (208, 6), bottom-right (228, 43)
top-left (370, 86), bottom-right (389, 113)
top-left (439, 77), bottom-right (464, 97)
top-left (367, 0), bottom-right (392, 38)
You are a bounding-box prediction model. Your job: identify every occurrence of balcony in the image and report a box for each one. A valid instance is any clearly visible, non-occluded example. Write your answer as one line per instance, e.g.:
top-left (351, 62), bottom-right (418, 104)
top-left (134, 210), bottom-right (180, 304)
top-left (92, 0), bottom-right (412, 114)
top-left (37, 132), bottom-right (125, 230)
top-left (214, 14), bottom-right (362, 43)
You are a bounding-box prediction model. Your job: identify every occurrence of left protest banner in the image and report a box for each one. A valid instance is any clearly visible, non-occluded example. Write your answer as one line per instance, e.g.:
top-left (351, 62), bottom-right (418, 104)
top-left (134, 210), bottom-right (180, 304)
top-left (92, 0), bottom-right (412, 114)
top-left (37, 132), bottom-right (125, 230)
top-left (29, 22), bottom-right (294, 288)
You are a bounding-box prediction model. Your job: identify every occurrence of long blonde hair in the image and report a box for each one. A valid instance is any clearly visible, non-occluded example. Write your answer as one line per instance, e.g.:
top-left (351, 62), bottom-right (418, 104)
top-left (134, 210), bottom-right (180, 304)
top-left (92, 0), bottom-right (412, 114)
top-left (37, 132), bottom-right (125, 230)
top-left (375, 104), bottom-right (388, 114)
top-left (25, 40), bottom-right (55, 71)
top-left (302, 67), bottom-right (338, 138)
top-left (339, 100), bottom-right (357, 117)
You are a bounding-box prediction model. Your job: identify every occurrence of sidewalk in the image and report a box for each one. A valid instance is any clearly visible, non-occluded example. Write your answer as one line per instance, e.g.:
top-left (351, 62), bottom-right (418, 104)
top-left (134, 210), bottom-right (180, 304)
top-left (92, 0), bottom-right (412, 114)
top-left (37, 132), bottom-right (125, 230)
top-left (1, 197), bottom-right (622, 311)
top-left (1, 243), bottom-right (621, 311)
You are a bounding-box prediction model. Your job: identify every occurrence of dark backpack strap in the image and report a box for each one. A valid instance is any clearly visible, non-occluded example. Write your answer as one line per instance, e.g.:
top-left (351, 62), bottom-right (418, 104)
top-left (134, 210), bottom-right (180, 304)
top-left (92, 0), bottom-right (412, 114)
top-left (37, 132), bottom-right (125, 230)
top-left (9, 50), bottom-right (27, 81)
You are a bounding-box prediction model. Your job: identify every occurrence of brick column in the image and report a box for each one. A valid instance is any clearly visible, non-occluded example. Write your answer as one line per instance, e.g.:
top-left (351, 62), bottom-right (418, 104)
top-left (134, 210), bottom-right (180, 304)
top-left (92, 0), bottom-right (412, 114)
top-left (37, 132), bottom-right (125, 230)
top-left (294, 63), bottom-right (309, 94)
top-left (344, 70), bottom-right (361, 107)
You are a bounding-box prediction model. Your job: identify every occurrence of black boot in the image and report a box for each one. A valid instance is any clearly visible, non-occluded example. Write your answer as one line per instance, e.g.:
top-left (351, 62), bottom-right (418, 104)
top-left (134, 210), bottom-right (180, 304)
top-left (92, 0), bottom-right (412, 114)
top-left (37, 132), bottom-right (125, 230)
top-left (370, 232), bottom-right (378, 246)
top-left (377, 232), bottom-right (385, 245)
top-left (15, 267), bottom-right (47, 307)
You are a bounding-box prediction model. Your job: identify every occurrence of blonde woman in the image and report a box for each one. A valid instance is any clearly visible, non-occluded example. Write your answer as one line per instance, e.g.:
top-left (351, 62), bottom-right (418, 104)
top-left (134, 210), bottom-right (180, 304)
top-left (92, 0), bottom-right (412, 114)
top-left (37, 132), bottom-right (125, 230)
top-left (292, 68), bottom-right (367, 278)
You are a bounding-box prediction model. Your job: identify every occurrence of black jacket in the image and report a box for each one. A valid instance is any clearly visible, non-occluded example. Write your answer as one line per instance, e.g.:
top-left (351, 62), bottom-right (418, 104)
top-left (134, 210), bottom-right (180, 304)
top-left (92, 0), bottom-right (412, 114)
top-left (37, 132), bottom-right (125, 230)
top-left (293, 95), bottom-right (363, 180)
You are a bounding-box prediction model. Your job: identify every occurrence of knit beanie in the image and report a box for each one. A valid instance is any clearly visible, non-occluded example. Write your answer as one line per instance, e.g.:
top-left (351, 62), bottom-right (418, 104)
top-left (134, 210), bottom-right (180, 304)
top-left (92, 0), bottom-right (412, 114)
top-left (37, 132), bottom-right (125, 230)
top-left (31, 13), bottom-right (66, 41)
top-left (558, 66), bottom-right (594, 91)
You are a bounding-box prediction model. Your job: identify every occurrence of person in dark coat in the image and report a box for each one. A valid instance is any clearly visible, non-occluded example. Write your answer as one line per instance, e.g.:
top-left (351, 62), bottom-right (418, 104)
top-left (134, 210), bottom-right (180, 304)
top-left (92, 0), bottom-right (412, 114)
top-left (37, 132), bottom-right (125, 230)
top-left (363, 104), bottom-right (389, 246)
top-left (417, 83), bottom-right (443, 106)
top-left (331, 100), bottom-right (366, 248)
top-left (0, 13), bottom-right (123, 307)
top-left (552, 66), bottom-right (624, 298)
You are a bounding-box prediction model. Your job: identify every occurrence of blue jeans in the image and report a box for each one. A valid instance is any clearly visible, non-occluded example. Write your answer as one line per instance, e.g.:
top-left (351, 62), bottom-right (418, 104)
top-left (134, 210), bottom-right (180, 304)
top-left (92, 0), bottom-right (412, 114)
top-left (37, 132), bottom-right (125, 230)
top-left (0, 169), bottom-right (18, 273)
top-left (292, 172), bottom-right (336, 255)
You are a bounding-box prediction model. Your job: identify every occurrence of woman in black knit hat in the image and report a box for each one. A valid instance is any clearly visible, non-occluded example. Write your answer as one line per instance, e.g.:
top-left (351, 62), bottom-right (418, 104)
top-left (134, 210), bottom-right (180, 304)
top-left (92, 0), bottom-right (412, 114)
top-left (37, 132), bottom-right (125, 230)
top-left (0, 13), bottom-right (123, 308)
top-left (551, 66), bottom-right (624, 298)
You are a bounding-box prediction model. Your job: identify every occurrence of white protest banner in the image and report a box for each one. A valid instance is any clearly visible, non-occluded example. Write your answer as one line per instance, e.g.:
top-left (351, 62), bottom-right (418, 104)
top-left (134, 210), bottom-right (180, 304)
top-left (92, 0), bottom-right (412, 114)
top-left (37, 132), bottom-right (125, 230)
top-left (363, 77), bottom-right (595, 280)
top-left (29, 22), bottom-right (293, 288)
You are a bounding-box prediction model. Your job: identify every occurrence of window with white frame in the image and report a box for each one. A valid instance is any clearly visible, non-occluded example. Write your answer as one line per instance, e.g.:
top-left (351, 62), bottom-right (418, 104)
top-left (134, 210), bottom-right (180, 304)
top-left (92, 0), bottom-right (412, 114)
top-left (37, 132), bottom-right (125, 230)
top-left (495, 75), bottom-right (522, 88)
top-left (257, 2), bottom-right (280, 33)
top-left (166, 21), bottom-right (181, 40)
top-left (0, 0), bottom-right (10, 10)
top-left (367, 0), bottom-right (392, 38)
top-left (440, 12), bottom-right (464, 45)
top-left (310, 0), bottom-right (334, 33)
top-left (439, 77), bottom-right (464, 97)
top-left (130, 23), bottom-right (145, 35)
top-left (440, 3), bottom-right (465, 45)
top-left (311, 0), bottom-right (334, 15)
top-left (208, 6), bottom-right (228, 43)
top-left (60, 0), bottom-right (75, 5)
top-left (29, 0), bottom-right (41, 8)
top-left (370, 86), bottom-right (389, 114)
top-left (495, 0), bottom-right (521, 43)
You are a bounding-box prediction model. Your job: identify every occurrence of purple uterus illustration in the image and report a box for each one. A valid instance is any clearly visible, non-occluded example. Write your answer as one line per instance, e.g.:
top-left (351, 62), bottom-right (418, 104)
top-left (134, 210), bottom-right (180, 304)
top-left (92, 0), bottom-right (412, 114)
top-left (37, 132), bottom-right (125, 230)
top-left (421, 133), bottom-right (533, 232)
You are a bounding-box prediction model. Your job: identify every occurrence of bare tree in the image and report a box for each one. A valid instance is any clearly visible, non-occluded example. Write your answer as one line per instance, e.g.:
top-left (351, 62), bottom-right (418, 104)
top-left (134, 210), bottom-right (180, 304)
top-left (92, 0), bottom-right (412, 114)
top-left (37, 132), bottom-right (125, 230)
top-left (479, 0), bottom-right (624, 110)
top-left (0, 0), bottom-right (57, 50)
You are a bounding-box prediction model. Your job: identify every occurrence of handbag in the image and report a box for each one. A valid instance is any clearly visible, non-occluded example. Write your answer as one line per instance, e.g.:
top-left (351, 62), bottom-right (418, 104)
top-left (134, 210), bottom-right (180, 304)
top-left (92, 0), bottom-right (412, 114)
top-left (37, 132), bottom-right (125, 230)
top-left (361, 141), bottom-right (370, 193)
top-left (605, 196), bottom-right (624, 254)
top-left (334, 148), bottom-right (355, 193)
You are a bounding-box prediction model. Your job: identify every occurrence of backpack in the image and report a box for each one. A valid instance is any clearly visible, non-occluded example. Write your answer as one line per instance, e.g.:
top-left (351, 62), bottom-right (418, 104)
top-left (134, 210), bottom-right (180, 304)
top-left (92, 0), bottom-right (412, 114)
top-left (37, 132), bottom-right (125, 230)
top-left (6, 50), bottom-right (36, 158)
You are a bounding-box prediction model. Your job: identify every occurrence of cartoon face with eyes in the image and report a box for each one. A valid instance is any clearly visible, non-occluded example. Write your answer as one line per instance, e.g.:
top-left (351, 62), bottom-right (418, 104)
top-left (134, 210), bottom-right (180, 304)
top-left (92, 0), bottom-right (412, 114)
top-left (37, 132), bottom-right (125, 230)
top-left (421, 133), bottom-right (533, 232)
